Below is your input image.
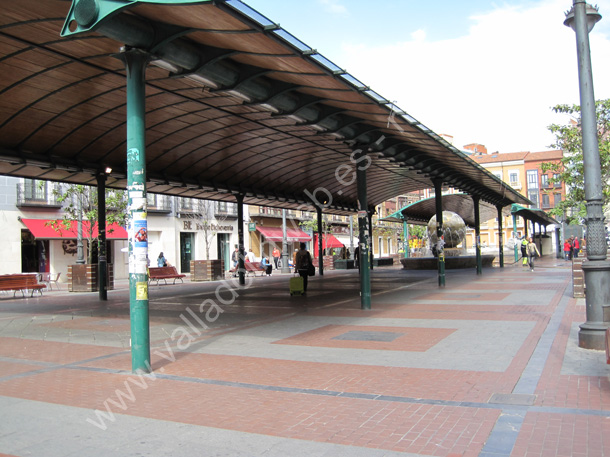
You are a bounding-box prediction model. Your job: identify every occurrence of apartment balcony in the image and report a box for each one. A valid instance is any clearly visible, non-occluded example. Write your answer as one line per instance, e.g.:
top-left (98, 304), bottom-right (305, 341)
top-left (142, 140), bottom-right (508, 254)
top-left (251, 207), bottom-right (300, 220)
top-left (177, 197), bottom-right (200, 214)
top-left (16, 182), bottom-right (62, 208)
top-left (214, 202), bottom-right (238, 219)
top-left (541, 182), bottom-right (552, 189)
top-left (147, 194), bottom-right (171, 213)
top-left (509, 180), bottom-right (522, 190)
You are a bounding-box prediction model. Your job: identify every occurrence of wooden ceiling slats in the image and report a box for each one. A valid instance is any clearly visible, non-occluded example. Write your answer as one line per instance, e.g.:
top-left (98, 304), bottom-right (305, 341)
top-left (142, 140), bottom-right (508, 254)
top-left (0, 0), bottom-right (528, 214)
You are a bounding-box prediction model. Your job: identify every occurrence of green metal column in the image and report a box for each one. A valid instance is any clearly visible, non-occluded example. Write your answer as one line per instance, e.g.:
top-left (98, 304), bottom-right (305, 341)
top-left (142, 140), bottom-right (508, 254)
top-left (433, 179), bottom-right (445, 287)
top-left (119, 49), bottom-right (150, 373)
top-left (316, 206), bottom-right (324, 275)
top-left (403, 220), bottom-right (409, 258)
top-left (368, 210), bottom-right (374, 270)
top-left (473, 196), bottom-right (482, 275)
top-left (513, 214), bottom-right (518, 262)
top-left (497, 205), bottom-right (504, 268)
top-left (236, 194), bottom-right (245, 285)
top-left (355, 151), bottom-right (371, 309)
top-left (97, 171), bottom-right (107, 301)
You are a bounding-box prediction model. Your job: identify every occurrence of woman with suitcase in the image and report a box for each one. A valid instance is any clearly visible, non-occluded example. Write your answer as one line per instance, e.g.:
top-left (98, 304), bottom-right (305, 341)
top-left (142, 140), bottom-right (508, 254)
top-left (294, 242), bottom-right (312, 294)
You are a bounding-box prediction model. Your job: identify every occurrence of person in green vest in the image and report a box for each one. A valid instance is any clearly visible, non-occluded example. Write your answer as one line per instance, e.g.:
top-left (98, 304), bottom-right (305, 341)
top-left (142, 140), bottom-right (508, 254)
top-left (521, 238), bottom-right (528, 266)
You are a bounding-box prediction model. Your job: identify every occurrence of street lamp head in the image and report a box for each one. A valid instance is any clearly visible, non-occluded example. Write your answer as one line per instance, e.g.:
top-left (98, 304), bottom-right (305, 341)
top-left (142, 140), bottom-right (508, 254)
top-left (564, 2), bottom-right (602, 32)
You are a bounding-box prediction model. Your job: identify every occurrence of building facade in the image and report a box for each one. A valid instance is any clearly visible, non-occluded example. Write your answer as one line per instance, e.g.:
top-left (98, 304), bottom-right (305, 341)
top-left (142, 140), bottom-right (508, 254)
top-left (0, 177), bottom-right (248, 283)
top-left (470, 149), bottom-right (565, 248)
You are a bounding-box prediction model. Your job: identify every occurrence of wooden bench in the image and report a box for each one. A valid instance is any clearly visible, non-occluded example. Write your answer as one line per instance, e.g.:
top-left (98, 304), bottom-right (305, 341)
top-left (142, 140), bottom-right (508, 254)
top-left (228, 261), bottom-right (265, 277)
top-left (606, 327), bottom-right (610, 365)
top-left (0, 274), bottom-right (46, 297)
top-left (148, 266), bottom-right (186, 286)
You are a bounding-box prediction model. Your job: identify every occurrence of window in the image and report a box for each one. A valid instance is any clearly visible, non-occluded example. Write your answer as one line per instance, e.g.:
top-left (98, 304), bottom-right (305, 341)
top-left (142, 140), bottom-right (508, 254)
top-left (493, 171), bottom-right (502, 180)
top-left (527, 170), bottom-right (538, 189)
top-left (23, 179), bottom-right (47, 201)
top-left (509, 172), bottom-right (518, 183)
top-left (554, 193), bottom-right (562, 207)
top-left (542, 193), bottom-right (550, 208)
top-left (541, 174), bottom-right (549, 188)
top-left (528, 190), bottom-right (539, 208)
top-left (553, 174), bottom-right (562, 188)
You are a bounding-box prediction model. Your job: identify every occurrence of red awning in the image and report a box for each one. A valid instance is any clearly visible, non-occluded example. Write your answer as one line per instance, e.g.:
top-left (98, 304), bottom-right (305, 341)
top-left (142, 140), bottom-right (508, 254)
top-left (21, 219), bottom-right (128, 240)
top-left (256, 226), bottom-right (311, 242)
top-left (314, 233), bottom-right (345, 251)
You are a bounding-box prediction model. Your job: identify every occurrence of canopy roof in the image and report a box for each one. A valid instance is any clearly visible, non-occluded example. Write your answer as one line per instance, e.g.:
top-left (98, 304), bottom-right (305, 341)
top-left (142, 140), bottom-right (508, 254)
top-left (381, 194), bottom-right (512, 228)
top-left (0, 0), bottom-right (531, 215)
top-left (510, 204), bottom-right (559, 228)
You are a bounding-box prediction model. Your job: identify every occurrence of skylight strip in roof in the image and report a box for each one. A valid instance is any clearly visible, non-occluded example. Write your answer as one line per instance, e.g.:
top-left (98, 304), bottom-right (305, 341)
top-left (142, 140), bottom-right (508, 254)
top-left (364, 90), bottom-right (388, 104)
top-left (271, 29), bottom-right (312, 52)
top-left (309, 53), bottom-right (344, 74)
top-left (226, 0), bottom-right (276, 27)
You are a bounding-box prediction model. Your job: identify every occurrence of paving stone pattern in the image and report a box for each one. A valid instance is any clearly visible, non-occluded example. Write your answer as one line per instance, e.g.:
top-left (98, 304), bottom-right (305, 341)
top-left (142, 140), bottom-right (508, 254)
top-left (0, 257), bottom-right (608, 456)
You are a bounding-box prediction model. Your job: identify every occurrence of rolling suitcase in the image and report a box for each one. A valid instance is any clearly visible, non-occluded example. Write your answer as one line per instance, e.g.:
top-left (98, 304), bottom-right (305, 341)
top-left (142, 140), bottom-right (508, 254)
top-left (289, 275), bottom-right (304, 296)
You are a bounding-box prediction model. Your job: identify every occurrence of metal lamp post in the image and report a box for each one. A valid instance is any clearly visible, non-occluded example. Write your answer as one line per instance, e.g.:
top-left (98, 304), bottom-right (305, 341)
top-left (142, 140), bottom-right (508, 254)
top-left (564, 1), bottom-right (610, 349)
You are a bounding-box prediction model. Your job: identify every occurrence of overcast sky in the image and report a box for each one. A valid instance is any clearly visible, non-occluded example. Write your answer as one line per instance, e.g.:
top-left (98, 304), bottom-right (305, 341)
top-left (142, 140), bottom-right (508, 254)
top-left (244, 0), bottom-right (610, 153)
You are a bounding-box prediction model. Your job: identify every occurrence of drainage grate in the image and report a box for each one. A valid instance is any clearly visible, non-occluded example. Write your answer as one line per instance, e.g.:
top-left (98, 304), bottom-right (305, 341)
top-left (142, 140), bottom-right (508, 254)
top-left (488, 393), bottom-right (536, 406)
top-left (332, 330), bottom-right (404, 342)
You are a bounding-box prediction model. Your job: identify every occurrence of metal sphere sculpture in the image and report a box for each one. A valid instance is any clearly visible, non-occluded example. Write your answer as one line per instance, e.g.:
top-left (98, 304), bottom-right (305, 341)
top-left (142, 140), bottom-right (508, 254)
top-left (427, 211), bottom-right (466, 249)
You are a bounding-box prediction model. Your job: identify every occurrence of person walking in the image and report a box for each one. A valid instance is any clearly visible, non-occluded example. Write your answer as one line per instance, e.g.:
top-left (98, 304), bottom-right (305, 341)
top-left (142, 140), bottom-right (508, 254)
top-left (272, 247), bottom-right (281, 269)
top-left (294, 242), bottom-right (312, 294)
top-left (563, 239), bottom-right (571, 261)
top-left (521, 238), bottom-right (528, 267)
top-left (157, 252), bottom-right (167, 267)
top-left (573, 236), bottom-right (580, 258)
top-left (231, 245), bottom-right (239, 268)
top-left (526, 237), bottom-right (541, 272)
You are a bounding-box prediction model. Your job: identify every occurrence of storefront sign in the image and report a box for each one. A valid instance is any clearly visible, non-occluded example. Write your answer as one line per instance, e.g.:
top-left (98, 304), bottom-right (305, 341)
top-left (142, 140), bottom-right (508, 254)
top-left (182, 220), bottom-right (233, 232)
top-left (248, 222), bottom-right (256, 231)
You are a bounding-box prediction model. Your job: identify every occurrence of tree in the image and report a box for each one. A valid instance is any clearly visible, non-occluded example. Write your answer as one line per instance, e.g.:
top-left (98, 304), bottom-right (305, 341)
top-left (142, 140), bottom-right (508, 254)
top-left (194, 199), bottom-right (229, 260)
top-left (299, 216), bottom-right (333, 255)
top-left (543, 99), bottom-right (610, 224)
top-left (47, 184), bottom-right (128, 264)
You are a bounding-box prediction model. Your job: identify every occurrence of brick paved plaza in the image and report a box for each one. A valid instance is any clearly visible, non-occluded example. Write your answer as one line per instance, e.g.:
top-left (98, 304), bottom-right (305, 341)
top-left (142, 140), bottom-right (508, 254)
top-left (0, 258), bottom-right (608, 456)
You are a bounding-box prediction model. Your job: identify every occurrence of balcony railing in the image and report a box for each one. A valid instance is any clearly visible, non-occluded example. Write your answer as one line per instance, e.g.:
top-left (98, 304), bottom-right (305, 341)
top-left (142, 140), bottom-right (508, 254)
top-left (509, 180), bottom-right (522, 190)
top-left (215, 202), bottom-right (238, 218)
top-left (16, 182), bottom-right (62, 207)
top-left (178, 197), bottom-right (200, 214)
top-left (147, 193), bottom-right (171, 213)
top-left (253, 207), bottom-right (298, 219)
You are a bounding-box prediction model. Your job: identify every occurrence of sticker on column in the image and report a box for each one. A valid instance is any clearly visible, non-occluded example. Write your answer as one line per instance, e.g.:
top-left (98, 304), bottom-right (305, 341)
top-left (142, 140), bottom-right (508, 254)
top-left (136, 281), bottom-right (148, 300)
top-left (130, 196), bottom-right (146, 211)
top-left (127, 148), bottom-right (140, 163)
top-left (134, 218), bottom-right (147, 246)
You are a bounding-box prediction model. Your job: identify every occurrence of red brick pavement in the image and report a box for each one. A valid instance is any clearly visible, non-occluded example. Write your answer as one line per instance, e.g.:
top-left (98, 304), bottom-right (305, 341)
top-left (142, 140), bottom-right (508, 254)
top-left (2, 262), bottom-right (610, 456)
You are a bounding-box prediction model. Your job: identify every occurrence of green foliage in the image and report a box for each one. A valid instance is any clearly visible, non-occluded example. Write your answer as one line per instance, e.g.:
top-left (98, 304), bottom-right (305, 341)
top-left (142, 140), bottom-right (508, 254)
top-left (47, 184), bottom-right (128, 263)
top-left (409, 225), bottom-right (427, 238)
top-left (543, 99), bottom-right (610, 223)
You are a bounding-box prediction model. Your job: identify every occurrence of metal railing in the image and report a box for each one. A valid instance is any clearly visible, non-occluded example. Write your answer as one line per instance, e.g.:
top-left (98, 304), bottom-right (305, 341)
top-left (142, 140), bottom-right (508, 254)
top-left (215, 201), bottom-right (238, 217)
top-left (147, 193), bottom-right (171, 212)
top-left (16, 182), bottom-right (62, 207)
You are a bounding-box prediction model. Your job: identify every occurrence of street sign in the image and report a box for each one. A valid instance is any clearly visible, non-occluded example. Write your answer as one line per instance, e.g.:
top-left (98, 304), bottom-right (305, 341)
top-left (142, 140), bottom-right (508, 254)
top-left (248, 222), bottom-right (256, 231)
